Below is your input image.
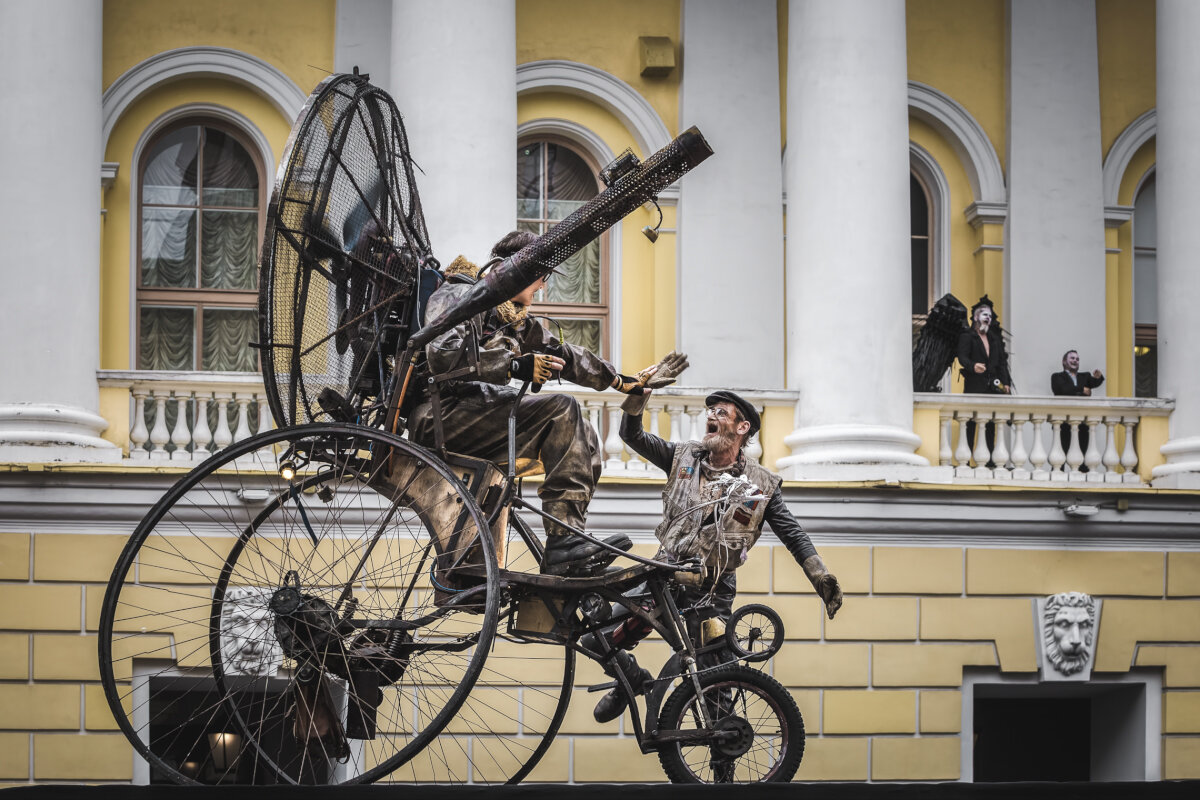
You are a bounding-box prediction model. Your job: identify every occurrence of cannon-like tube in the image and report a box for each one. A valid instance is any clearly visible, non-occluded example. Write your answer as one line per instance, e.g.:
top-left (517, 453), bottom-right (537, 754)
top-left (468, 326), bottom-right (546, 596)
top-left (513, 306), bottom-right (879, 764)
top-left (409, 126), bottom-right (713, 349)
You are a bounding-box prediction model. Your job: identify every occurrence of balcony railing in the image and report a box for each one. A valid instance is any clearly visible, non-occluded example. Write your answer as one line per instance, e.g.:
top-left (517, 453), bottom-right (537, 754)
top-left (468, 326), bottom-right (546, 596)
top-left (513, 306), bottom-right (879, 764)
top-left (96, 373), bottom-right (1174, 486)
top-left (96, 372), bottom-right (795, 476)
top-left (913, 393), bottom-right (1173, 484)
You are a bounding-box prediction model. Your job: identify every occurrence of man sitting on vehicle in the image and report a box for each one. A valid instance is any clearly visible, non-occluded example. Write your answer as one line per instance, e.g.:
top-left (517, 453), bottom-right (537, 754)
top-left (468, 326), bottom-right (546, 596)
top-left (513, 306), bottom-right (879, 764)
top-left (407, 230), bottom-right (681, 577)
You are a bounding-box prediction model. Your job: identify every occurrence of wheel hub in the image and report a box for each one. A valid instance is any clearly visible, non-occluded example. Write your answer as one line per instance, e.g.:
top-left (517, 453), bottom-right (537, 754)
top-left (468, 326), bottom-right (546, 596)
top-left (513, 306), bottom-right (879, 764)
top-left (712, 715), bottom-right (755, 758)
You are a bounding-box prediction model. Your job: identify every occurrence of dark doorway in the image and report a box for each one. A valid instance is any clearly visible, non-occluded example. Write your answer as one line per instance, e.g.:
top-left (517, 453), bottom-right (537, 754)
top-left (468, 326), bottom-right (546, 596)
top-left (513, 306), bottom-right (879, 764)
top-left (149, 678), bottom-right (332, 785)
top-left (971, 680), bottom-right (1149, 782)
top-left (974, 697), bottom-right (1090, 781)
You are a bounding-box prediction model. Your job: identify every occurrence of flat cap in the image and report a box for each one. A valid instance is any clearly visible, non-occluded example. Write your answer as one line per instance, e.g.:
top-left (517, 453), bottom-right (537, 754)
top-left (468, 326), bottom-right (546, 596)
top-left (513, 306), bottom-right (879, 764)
top-left (705, 390), bottom-right (760, 436)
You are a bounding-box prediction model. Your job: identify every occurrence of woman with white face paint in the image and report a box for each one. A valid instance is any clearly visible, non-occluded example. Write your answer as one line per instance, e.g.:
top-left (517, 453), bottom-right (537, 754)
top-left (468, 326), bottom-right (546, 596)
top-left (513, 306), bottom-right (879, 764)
top-left (956, 295), bottom-right (1013, 460)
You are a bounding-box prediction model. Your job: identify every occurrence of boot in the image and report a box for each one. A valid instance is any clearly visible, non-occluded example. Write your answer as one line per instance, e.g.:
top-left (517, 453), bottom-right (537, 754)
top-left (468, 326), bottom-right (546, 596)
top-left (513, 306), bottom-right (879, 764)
top-left (541, 499), bottom-right (631, 577)
top-left (592, 649), bottom-right (651, 723)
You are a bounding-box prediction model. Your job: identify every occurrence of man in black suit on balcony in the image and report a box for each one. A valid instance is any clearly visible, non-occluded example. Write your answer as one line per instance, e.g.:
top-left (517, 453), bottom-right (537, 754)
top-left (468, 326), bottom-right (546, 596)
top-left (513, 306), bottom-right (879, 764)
top-left (1051, 349), bottom-right (1105, 465)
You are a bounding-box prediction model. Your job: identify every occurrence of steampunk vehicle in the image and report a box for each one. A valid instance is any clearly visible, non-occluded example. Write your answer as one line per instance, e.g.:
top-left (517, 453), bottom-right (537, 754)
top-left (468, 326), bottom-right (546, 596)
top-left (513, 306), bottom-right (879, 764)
top-left (98, 72), bottom-right (802, 785)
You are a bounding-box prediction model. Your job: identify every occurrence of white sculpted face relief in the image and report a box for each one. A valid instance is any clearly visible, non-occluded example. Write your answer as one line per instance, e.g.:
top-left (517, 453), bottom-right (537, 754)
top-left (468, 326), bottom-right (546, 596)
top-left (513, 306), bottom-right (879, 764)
top-left (220, 587), bottom-right (282, 677)
top-left (1041, 592), bottom-right (1098, 678)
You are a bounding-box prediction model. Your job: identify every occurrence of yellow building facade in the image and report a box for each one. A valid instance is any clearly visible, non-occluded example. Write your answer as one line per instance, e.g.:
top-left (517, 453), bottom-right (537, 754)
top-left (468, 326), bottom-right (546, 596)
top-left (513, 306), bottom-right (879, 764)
top-left (1, 0), bottom-right (1198, 785)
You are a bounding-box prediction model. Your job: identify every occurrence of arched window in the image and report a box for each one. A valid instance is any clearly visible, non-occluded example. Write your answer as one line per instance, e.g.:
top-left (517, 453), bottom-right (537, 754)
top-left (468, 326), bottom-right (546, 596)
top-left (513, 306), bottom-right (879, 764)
top-left (516, 138), bottom-right (609, 356)
top-left (137, 121), bottom-right (263, 372)
top-left (1133, 172), bottom-right (1157, 397)
top-left (911, 172), bottom-right (933, 316)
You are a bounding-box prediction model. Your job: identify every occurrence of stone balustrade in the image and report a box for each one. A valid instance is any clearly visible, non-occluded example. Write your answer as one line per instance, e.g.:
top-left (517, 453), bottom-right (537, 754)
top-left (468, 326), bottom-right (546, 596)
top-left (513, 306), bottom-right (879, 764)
top-left (97, 374), bottom-right (1175, 486)
top-left (96, 372), bottom-right (798, 475)
top-left (913, 393), bottom-right (1174, 484)
top-left (99, 372), bottom-right (273, 462)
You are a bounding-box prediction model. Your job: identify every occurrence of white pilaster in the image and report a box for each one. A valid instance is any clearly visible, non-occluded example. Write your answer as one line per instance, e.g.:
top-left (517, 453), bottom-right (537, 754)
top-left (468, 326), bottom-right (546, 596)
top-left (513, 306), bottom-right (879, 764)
top-left (335, 0), bottom-right (393, 96)
top-left (1005, 0), bottom-right (1107, 395)
top-left (0, 0), bottom-right (118, 461)
top-left (777, 0), bottom-right (925, 473)
top-left (390, 0), bottom-right (516, 263)
top-left (1152, 0), bottom-right (1200, 486)
top-left (677, 0), bottom-right (785, 389)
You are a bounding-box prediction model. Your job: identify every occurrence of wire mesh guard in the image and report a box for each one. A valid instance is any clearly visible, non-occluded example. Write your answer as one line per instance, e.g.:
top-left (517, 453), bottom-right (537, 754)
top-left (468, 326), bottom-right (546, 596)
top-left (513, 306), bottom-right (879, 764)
top-left (260, 72), bottom-right (432, 429)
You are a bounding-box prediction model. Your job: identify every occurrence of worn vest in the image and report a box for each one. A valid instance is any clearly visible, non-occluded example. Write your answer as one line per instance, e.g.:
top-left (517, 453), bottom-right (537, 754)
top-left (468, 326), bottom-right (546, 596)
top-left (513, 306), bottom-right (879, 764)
top-left (655, 442), bottom-right (782, 573)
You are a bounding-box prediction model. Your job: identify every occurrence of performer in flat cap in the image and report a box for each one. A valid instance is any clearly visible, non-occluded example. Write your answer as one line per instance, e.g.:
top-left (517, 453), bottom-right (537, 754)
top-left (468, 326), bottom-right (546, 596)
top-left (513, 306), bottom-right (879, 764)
top-left (580, 386), bottom-right (844, 725)
top-left (407, 229), bottom-right (685, 577)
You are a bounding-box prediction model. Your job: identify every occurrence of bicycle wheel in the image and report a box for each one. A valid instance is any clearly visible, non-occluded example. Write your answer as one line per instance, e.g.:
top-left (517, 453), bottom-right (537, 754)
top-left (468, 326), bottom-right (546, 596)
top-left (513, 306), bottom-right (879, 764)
top-left (98, 423), bottom-right (499, 785)
top-left (725, 604), bottom-right (785, 663)
top-left (381, 509), bottom-right (573, 784)
top-left (657, 664), bottom-right (804, 784)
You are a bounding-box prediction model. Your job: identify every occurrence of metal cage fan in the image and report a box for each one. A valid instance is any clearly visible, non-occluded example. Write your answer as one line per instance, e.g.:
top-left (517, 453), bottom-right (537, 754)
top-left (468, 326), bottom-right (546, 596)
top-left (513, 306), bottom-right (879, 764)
top-left (259, 70), bottom-right (433, 430)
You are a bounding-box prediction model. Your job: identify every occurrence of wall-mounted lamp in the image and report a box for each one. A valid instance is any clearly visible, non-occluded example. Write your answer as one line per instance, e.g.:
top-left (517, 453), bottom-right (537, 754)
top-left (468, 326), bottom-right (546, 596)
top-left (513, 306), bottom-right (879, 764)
top-left (208, 731), bottom-right (242, 770)
top-left (642, 197), bottom-right (664, 243)
top-left (1063, 503), bottom-right (1100, 518)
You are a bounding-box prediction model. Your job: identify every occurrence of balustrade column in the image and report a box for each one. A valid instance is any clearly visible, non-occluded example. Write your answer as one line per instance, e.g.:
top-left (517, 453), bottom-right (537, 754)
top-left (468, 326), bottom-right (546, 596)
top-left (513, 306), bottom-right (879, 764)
top-left (1121, 417), bottom-right (1140, 483)
top-left (148, 394), bottom-right (170, 461)
top-left (1010, 417), bottom-right (1031, 479)
top-left (194, 395), bottom-right (213, 458)
top-left (1102, 418), bottom-right (1121, 479)
top-left (1084, 417), bottom-right (1104, 477)
top-left (1153, 0), bottom-right (1200, 486)
top-left (0, 0), bottom-right (118, 461)
top-left (130, 390), bottom-right (150, 460)
top-left (778, 0), bottom-right (925, 473)
top-left (170, 395), bottom-right (191, 462)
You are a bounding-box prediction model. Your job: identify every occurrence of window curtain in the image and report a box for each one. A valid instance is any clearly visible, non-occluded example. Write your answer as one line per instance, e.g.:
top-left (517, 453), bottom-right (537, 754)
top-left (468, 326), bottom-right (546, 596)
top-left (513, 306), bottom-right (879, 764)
top-left (203, 309), bottom-right (258, 372)
top-left (140, 307), bottom-right (194, 370)
top-left (201, 211), bottom-right (258, 290)
top-left (551, 318), bottom-right (601, 354)
top-left (142, 209), bottom-right (197, 287)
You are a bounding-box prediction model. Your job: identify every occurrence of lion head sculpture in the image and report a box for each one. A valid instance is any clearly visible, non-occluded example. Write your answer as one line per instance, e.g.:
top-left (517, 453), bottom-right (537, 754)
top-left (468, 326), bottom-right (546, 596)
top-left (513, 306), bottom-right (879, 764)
top-left (1042, 591), bottom-right (1097, 676)
top-left (220, 587), bottom-right (282, 677)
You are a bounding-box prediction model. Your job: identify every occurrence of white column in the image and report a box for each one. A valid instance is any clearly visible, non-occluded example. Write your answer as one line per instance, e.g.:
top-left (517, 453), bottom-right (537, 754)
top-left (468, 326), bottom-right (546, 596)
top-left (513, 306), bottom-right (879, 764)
top-left (0, 0), bottom-right (118, 462)
top-left (390, 0), bottom-right (516, 263)
top-left (677, 0), bottom-right (785, 388)
top-left (1006, 0), bottom-right (1107, 395)
top-left (335, 0), bottom-right (393, 96)
top-left (1152, 0), bottom-right (1200, 486)
top-left (777, 0), bottom-right (925, 474)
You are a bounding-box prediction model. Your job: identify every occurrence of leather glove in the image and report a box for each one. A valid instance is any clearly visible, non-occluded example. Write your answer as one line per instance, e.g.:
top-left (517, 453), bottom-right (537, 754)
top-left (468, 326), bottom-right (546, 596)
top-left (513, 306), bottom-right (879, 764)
top-left (802, 554), bottom-right (843, 619)
top-left (643, 350), bottom-right (689, 390)
top-left (511, 353), bottom-right (556, 386)
top-left (619, 350), bottom-right (691, 415)
top-left (611, 373), bottom-right (647, 395)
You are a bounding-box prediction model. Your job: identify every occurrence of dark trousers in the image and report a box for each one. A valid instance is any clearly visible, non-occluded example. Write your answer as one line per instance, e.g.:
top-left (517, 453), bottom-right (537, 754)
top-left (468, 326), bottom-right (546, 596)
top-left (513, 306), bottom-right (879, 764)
top-left (409, 390), bottom-right (602, 503)
top-left (965, 420), bottom-right (997, 466)
top-left (1059, 424), bottom-right (1091, 470)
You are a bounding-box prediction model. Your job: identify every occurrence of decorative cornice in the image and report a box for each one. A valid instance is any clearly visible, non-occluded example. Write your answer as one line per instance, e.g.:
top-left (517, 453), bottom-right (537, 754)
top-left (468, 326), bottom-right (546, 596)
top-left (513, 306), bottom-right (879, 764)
top-left (908, 81), bottom-right (1006, 205)
top-left (965, 201), bottom-right (1008, 229)
top-left (1104, 204), bottom-right (1136, 228)
top-left (100, 162), bottom-right (119, 190)
top-left (1103, 109), bottom-right (1156, 206)
top-left (102, 46), bottom-right (307, 150)
top-left (516, 60), bottom-right (672, 160)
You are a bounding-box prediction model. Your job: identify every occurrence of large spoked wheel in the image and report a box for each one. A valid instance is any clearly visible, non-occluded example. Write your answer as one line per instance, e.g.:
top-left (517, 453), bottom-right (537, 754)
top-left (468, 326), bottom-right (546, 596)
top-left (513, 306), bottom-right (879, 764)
top-left (98, 424), bottom-right (499, 785)
top-left (382, 510), bottom-right (576, 784)
top-left (657, 664), bottom-right (804, 784)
